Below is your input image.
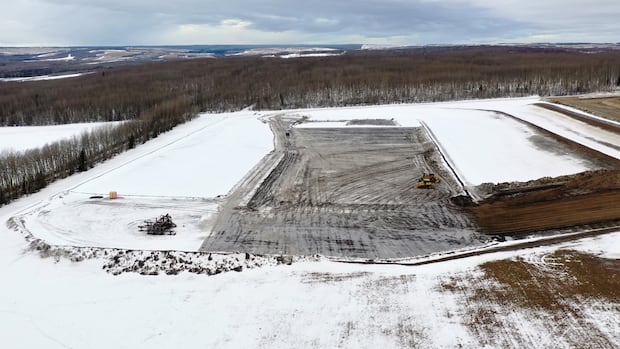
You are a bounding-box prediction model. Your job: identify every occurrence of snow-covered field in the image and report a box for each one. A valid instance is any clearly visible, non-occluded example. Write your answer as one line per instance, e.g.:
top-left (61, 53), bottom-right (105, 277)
top-left (0, 121), bottom-right (123, 153)
top-left (21, 195), bottom-right (217, 251)
top-left (14, 110), bottom-right (272, 251)
top-left (233, 47), bottom-right (341, 58)
top-left (74, 112), bottom-right (272, 198)
top-left (1, 97), bottom-right (619, 348)
top-left (1, 203), bottom-right (617, 348)
top-left (279, 52), bottom-right (344, 58)
top-left (0, 72), bottom-right (87, 82)
top-left (464, 98), bottom-right (620, 160)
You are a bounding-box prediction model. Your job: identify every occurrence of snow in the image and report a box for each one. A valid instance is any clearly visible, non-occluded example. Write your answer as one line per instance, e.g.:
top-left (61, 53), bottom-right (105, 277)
top-left (75, 111), bottom-right (272, 198)
top-left (231, 47), bottom-right (344, 58)
top-left (10, 110), bottom-right (272, 251)
top-left (232, 47), bottom-right (339, 56)
top-left (19, 194), bottom-right (217, 251)
top-left (0, 249), bottom-right (473, 348)
top-left (0, 213), bottom-right (617, 348)
top-left (420, 109), bottom-right (592, 185)
top-left (0, 121), bottom-right (124, 153)
top-left (0, 72), bottom-right (86, 82)
top-left (85, 49), bottom-right (133, 64)
top-left (0, 47), bottom-right (63, 55)
top-left (40, 54), bottom-right (74, 62)
top-left (558, 231), bottom-right (620, 259)
top-left (361, 44), bottom-right (410, 50)
top-left (440, 98), bottom-right (620, 160)
top-left (512, 104), bottom-right (620, 159)
top-left (537, 101), bottom-right (620, 128)
top-left (279, 52), bottom-right (343, 59)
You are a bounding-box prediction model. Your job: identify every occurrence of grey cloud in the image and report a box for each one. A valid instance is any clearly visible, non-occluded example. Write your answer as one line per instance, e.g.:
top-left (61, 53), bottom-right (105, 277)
top-left (2, 0), bottom-right (618, 45)
top-left (10, 0), bottom-right (531, 43)
top-left (156, 0), bottom-right (532, 39)
top-left (218, 0), bottom-right (529, 41)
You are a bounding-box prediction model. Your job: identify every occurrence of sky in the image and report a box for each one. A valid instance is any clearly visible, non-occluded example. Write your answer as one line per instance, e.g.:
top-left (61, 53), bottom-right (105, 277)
top-left (2, 0), bottom-right (619, 46)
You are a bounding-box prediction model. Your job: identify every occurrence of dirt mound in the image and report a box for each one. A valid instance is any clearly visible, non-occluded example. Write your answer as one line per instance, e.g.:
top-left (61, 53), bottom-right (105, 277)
top-left (486, 169), bottom-right (620, 196)
top-left (471, 170), bottom-right (620, 234)
top-left (345, 119), bottom-right (398, 126)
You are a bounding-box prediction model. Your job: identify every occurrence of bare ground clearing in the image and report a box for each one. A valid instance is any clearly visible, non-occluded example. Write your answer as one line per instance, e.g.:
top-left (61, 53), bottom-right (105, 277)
top-left (439, 249), bottom-right (620, 348)
top-left (201, 117), bottom-right (484, 258)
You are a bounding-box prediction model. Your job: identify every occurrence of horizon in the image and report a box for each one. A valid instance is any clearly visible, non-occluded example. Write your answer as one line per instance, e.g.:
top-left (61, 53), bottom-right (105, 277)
top-left (2, 42), bottom-right (620, 49)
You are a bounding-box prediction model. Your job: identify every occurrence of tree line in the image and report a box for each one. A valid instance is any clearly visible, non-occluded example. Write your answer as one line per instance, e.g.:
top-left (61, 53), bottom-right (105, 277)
top-left (1, 46), bottom-right (620, 205)
top-left (0, 96), bottom-right (193, 205)
top-left (2, 46), bottom-right (620, 127)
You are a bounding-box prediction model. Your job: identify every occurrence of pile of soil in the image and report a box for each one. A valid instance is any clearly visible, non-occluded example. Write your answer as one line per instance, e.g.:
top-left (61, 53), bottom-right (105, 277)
top-left (471, 170), bottom-right (620, 234)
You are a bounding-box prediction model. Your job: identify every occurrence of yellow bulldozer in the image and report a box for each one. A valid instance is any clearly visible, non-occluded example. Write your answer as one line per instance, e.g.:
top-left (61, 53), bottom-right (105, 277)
top-left (417, 173), bottom-right (440, 189)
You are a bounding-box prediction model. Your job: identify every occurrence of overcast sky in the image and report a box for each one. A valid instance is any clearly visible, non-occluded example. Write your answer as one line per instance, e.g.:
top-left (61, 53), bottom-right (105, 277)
top-left (2, 0), bottom-right (619, 46)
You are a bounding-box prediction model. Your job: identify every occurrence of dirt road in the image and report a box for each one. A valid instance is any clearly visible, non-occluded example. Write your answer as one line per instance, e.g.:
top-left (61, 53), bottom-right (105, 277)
top-left (201, 117), bottom-right (485, 258)
top-left (547, 95), bottom-right (620, 123)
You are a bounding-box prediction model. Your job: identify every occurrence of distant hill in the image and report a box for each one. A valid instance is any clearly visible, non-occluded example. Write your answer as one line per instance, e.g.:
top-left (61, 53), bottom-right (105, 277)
top-left (0, 45), bottom-right (360, 78)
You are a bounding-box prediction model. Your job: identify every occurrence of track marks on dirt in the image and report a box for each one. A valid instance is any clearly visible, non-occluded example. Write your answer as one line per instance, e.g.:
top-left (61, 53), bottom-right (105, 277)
top-left (202, 120), bottom-right (483, 258)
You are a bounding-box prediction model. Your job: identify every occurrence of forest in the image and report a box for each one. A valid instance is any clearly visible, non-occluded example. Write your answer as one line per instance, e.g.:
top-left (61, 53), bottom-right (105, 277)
top-left (1, 46), bottom-right (620, 205)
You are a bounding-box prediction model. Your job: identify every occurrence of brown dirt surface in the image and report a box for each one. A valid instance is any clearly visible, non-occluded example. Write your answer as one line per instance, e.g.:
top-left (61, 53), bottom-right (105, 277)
top-left (548, 96), bottom-right (620, 123)
top-left (479, 250), bottom-right (619, 309)
top-left (439, 249), bottom-right (619, 348)
top-left (471, 170), bottom-right (620, 234)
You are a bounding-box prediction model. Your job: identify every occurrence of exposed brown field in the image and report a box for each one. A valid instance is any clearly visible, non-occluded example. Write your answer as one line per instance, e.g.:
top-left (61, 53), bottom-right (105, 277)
top-left (479, 250), bottom-right (619, 308)
top-left (439, 250), bottom-right (619, 348)
top-left (549, 96), bottom-right (620, 123)
top-left (471, 170), bottom-right (620, 234)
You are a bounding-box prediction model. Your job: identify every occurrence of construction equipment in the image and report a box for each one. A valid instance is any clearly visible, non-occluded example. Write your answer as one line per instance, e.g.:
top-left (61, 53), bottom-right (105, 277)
top-left (139, 214), bottom-right (177, 235)
top-left (417, 173), bottom-right (440, 189)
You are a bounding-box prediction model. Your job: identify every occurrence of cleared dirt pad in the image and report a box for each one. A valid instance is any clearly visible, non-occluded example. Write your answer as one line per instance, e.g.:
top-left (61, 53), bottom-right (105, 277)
top-left (201, 119), bottom-right (484, 258)
top-left (440, 250), bottom-right (619, 348)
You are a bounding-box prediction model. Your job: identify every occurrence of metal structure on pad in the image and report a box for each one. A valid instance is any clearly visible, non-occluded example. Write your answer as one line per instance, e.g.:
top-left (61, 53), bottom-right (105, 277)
top-left (139, 214), bottom-right (177, 235)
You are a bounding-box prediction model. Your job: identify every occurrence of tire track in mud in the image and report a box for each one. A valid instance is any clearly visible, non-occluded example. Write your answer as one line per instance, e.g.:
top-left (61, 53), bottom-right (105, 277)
top-left (201, 118), bottom-right (484, 258)
top-left (246, 150), bottom-right (299, 209)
